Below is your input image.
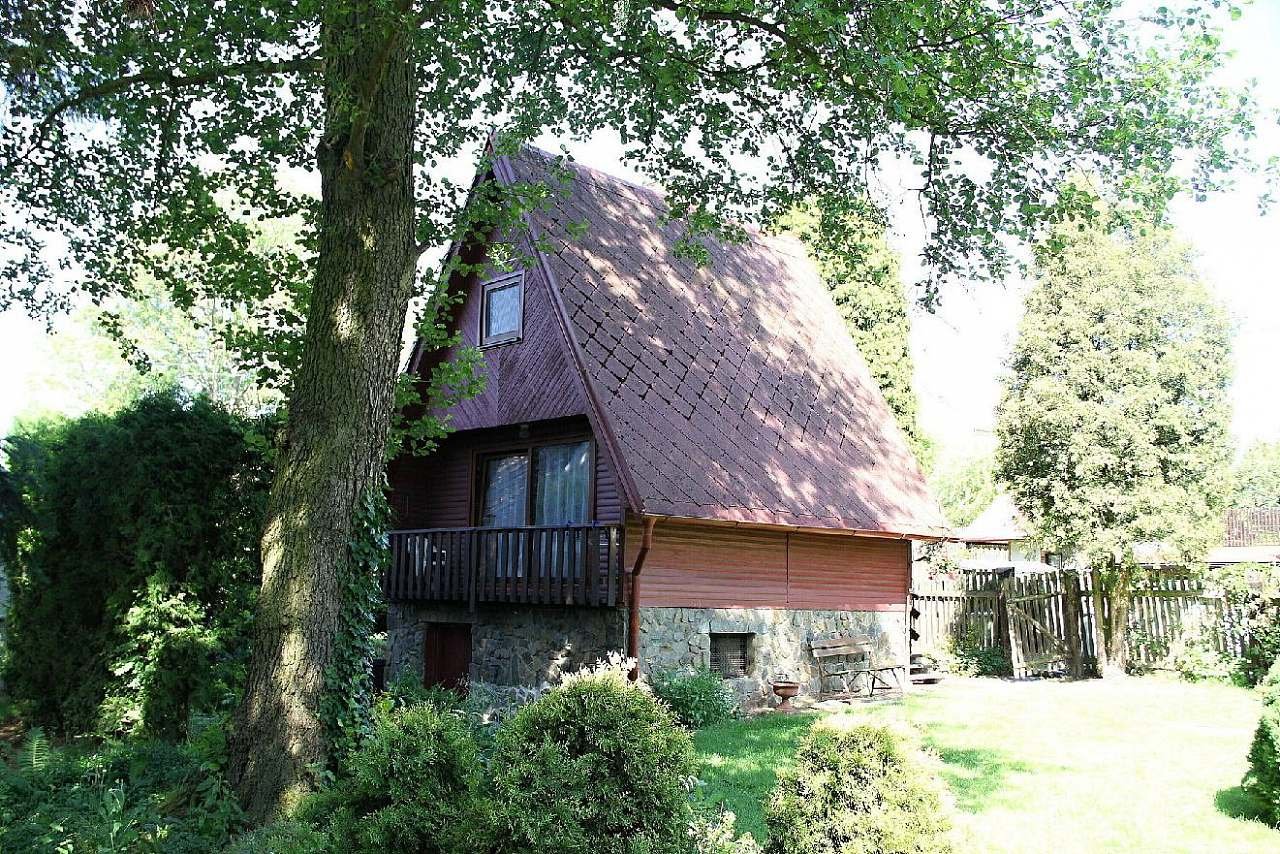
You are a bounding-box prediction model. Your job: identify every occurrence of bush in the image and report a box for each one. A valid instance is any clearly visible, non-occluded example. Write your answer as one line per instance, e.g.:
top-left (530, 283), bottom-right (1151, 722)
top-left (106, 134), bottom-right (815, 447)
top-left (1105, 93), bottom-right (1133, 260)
top-left (0, 730), bottom-right (244, 852)
top-left (224, 821), bottom-right (330, 854)
top-left (488, 667), bottom-right (697, 854)
top-left (652, 667), bottom-right (738, 728)
top-left (945, 625), bottom-right (1010, 677)
top-left (1243, 656), bottom-right (1280, 825)
top-left (688, 808), bottom-right (763, 854)
top-left (0, 391), bottom-right (272, 738)
top-left (301, 702), bottom-right (484, 854)
top-left (764, 718), bottom-right (954, 854)
top-left (1166, 626), bottom-right (1232, 683)
top-left (1215, 563), bottom-right (1280, 688)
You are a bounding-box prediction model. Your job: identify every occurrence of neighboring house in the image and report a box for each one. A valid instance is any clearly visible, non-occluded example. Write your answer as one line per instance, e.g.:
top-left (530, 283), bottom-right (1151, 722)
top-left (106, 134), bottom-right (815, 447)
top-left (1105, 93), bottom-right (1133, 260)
top-left (1131, 508), bottom-right (1280, 570)
top-left (954, 494), bottom-right (1047, 563)
top-left (384, 145), bottom-right (945, 705)
top-left (1215, 507), bottom-right (1280, 567)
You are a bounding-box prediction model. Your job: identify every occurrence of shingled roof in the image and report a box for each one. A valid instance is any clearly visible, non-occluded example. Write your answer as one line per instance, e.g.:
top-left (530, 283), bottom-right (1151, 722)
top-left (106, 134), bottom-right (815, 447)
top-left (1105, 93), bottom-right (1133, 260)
top-left (1225, 508), bottom-right (1280, 548)
top-left (475, 145), bottom-right (945, 538)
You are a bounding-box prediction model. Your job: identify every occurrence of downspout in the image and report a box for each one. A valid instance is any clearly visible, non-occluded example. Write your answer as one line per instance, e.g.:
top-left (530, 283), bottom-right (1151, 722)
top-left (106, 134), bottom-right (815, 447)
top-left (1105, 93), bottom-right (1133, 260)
top-left (627, 516), bottom-right (659, 681)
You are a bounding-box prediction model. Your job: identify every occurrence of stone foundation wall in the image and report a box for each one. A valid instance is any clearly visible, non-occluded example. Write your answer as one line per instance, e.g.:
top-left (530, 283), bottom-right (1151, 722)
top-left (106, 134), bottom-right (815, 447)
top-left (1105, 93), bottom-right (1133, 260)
top-left (388, 602), bottom-right (904, 709)
top-left (638, 606), bottom-right (906, 707)
top-left (387, 603), bottom-right (625, 687)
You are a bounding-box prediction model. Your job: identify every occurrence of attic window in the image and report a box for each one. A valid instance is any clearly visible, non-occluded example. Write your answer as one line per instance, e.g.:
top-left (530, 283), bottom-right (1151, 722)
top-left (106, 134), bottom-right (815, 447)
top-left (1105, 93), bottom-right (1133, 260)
top-left (709, 633), bottom-right (753, 679)
top-left (480, 273), bottom-right (523, 347)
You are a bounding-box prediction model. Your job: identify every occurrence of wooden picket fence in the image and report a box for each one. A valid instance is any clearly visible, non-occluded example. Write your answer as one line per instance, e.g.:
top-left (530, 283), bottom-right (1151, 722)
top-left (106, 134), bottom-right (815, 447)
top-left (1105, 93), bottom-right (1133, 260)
top-left (911, 567), bottom-right (1257, 679)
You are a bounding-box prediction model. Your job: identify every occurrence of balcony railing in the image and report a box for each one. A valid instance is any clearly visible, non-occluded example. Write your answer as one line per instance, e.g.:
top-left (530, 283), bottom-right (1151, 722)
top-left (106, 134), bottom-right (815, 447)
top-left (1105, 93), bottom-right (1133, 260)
top-left (384, 524), bottom-right (626, 608)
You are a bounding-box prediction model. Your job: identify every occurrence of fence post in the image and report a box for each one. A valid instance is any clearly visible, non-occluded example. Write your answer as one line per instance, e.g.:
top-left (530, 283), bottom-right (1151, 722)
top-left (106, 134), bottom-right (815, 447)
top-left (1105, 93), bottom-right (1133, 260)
top-left (998, 573), bottom-right (1024, 679)
top-left (1063, 570), bottom-right (1084, 679)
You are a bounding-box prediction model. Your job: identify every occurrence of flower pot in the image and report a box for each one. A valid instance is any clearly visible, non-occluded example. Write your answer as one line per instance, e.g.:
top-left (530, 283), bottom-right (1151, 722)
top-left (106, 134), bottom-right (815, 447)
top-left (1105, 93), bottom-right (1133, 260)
top-left (771, 680), bottom-right (802, 712)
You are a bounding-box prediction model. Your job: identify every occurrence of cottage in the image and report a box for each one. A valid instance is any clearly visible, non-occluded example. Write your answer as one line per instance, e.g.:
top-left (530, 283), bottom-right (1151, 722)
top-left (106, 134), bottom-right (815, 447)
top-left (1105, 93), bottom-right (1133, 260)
top-left (953, 494), bottom-right (1045, 563)
top-left (384, 145), bottom-right (945, 706)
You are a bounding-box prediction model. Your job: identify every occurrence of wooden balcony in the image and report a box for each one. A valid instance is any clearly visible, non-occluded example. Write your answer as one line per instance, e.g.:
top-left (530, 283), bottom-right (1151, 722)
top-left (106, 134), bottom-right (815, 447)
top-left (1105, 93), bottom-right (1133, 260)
top-left (384, 524), bottom-right (627, 608)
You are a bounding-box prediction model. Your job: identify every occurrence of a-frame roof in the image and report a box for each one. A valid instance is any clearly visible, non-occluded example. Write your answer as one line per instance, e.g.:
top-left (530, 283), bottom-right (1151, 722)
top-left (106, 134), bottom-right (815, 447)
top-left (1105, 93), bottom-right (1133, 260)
top-left (956, 494), bottom-right (1030, 544)
top-left (422, 144), bottom-right (947, 540)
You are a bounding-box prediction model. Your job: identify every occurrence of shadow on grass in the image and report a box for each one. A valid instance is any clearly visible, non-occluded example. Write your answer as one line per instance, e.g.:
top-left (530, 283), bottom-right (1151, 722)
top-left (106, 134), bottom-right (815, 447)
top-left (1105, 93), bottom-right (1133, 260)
top-left (1215, 786), bottom-right (1268, 823)
top-left (928, 745), bottom-right (1040, 813)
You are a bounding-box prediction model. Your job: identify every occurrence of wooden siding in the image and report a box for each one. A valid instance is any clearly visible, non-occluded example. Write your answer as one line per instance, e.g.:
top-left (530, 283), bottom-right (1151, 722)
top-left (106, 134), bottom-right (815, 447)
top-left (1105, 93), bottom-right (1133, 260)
top-left (626, 517), bottom-right (908, 611)
top-left (388, 416), bottom-right (623, 530)
top-left (416, 242), bottom-right (589, 431)
top-left (787, 533), bottom-right (907, 611)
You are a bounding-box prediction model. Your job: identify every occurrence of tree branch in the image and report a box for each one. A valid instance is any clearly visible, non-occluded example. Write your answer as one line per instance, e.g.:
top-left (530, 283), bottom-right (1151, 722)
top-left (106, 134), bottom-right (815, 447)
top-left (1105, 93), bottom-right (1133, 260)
top-left (23, 56), bottom-right (321, 159)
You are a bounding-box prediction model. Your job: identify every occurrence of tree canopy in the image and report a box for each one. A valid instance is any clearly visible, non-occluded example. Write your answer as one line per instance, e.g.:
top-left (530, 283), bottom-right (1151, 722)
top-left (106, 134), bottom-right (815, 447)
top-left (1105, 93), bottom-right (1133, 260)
top-left (995, 217), bottom-right (1233, 670)
top-left (1233, 441), bottom-right (1280, 509)
top-left (0, 392), bottom-right (272, 739)
top-left (1, 1), bottom-right (1259, 326)
top-left (997, 219), bottom-right (1232, 566)
top-left (930, 452), bottom-right (998, 529)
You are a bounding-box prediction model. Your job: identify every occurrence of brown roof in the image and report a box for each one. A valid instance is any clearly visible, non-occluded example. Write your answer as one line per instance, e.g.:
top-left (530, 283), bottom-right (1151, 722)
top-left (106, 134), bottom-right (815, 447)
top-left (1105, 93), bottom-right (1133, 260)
top-left (1225, 508), bottom-right (1280, 547)
top-left (479, 146), bottom-right (945, 538)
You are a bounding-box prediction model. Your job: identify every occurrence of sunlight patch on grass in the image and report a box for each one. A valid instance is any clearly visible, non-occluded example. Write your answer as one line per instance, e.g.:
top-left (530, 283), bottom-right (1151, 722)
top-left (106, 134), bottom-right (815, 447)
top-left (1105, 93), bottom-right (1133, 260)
top-left (694, 676), bottom-right (1280, 852)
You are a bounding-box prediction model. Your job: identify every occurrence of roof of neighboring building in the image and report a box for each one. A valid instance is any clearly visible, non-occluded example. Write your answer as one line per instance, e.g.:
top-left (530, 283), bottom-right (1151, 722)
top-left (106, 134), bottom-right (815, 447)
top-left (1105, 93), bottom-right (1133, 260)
top-left (1208, 545), bottom-right (1280, 565)
top-left (474, 145), bottom-right (947, 539)
top-left (1225, 508), bottom-right (1280, 548)
top-left (956, 494), bottom-right (1030, 544)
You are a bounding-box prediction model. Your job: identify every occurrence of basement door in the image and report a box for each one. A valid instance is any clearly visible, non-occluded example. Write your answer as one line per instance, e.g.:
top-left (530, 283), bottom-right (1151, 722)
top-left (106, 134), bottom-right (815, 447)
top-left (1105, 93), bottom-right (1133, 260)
top-left (423, 622), bottom-right (472, 692)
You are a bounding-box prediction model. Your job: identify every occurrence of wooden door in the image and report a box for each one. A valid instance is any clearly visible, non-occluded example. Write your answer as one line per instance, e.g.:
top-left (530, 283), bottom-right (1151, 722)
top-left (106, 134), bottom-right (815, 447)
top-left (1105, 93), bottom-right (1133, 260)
top-left (423, 622), bottom-right (472, 691)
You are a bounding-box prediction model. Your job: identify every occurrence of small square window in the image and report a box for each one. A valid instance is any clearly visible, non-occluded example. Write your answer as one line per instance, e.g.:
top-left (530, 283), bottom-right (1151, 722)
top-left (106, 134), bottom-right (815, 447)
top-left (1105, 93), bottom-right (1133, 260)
top-left (709, 633), bottom-right (753, 679)
top-left (481, 274), bottom-right (523, 346)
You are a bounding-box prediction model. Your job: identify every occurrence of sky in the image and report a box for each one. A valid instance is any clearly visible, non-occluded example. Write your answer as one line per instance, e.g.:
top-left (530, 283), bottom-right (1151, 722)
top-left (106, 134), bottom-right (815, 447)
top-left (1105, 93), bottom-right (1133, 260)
top-left (1, 2), bottom-right (1277, 466)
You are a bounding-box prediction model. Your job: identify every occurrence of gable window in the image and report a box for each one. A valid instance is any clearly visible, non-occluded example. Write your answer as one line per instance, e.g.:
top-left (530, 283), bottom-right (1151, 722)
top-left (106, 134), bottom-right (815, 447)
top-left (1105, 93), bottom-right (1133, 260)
top-left (709, 633), bottom-right (753, 679)
top-left (480, 273), bottom-right (523, 347)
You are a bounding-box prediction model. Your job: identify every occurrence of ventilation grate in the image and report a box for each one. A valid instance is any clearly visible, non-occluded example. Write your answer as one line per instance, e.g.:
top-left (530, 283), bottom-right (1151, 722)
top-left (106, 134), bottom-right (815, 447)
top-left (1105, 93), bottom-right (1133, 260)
top-left (709, 633), bottom-right (752, 679)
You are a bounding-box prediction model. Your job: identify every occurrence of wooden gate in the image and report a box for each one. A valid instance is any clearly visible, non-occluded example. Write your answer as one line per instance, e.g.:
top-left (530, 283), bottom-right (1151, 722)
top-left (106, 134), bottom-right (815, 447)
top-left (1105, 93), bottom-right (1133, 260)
top-left (910, 567), bottom-right (1088, 679)
top-left (1001, 571), bottom-right (1084, 679)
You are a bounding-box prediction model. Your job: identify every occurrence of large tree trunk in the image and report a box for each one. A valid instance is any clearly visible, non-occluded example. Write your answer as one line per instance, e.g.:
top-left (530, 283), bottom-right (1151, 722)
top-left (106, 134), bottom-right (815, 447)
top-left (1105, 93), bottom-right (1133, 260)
top-left (1097, 563), bottom-right (1131, 679)
top-left (229, 4), bottom-right (416, 823)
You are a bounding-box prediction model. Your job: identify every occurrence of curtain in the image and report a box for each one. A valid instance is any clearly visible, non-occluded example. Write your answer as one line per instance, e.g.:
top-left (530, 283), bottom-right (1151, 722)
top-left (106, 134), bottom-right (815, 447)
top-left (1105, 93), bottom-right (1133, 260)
top-left (480, 453), bottom-right (528, 527)
top-left (534, 441), bottom-right (590, 526)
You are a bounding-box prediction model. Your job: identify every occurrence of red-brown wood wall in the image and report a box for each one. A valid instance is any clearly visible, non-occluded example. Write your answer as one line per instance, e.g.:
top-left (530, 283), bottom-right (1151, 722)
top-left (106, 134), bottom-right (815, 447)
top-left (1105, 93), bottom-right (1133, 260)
top-left (414, 242), bottom-right (589, 431)
top-left (625, 517), bottom-right (909, 611)
top-left (388, 416), bottom-right (624, 530)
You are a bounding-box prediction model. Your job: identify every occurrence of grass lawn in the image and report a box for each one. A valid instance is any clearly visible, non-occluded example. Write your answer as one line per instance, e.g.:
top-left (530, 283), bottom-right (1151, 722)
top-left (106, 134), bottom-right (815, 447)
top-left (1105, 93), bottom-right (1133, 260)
top-left (693, 676), bottom-right (1280, 853)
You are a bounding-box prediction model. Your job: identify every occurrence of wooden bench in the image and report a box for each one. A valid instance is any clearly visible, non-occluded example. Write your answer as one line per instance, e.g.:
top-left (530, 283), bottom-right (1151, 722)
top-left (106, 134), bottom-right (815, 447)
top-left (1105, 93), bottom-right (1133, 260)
top-left (810, 635), bottom-right (904, 700)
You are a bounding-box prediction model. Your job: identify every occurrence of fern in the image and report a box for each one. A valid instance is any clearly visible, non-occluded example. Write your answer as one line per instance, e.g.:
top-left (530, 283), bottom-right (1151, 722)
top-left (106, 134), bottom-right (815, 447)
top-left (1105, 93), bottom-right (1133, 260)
top-left (22, 726), bottom-right (51, 773)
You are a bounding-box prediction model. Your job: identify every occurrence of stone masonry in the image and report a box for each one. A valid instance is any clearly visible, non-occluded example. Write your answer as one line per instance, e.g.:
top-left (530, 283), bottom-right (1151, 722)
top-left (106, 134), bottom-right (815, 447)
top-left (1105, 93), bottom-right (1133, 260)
top-left (388, 603), bottom-right (624, 687)
top-left (388, 602), bottom-right (903, 708)
top-left (639, 606), bottom-right (906, 707)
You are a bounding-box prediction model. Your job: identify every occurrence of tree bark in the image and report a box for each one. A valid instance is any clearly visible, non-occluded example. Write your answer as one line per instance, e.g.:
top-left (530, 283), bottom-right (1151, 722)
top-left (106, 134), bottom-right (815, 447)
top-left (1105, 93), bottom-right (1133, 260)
top-left (229, 2), bottom-right (416, 823)
top-left (1098, 564), bottom-right (1131, 679)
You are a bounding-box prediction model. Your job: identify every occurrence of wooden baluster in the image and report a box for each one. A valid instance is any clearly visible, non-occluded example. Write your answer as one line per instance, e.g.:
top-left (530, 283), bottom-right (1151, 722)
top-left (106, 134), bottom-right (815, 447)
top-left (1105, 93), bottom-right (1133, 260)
top-left (521, 530), bottom-right (532, 604)
top-left (578, 528), bottom-right (589, 606)
top-left (468, 530), bottom-right (478, 610)
top-left (540, 530), bottom-right (551, 605)
top-left (586, 528), bottom-right (595, 605)
top-left (551, 529), bottom-right (563, 604)
top-left (568, 528), bottom-right (579, 605)
top-left (603, 527), bottom-right (613, 607)
top-left (443, 531), bottom-right (452, 601)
